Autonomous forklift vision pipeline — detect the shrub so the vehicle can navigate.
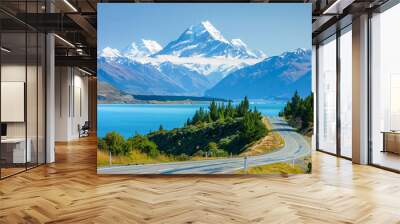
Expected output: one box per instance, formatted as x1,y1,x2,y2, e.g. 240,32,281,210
206,142,229,157
194,150,205,157
98,138,108,151
127,134,160,158
104,131,128,155
176,153,190,161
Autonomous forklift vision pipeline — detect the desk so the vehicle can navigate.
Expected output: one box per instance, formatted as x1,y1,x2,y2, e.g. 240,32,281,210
382,131,400,154
1,138,31,163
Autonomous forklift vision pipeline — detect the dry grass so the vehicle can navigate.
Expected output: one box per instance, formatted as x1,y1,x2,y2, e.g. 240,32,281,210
236,162,305,174
97,150,175,167
97,150,229,167
240,117,285,156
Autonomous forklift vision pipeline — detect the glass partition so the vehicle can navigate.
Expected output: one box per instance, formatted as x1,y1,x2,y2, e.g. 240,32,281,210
317,35,337,154
0,1,46,179
1,31,28,177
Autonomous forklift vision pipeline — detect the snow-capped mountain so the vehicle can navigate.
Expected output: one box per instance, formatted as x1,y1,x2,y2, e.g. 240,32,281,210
99,47,122,59
205,48,312,99
158,62,212,96
154,21,265,59
98,57,187,96
98,21,312,99
98,20,268,94
123,39,162,59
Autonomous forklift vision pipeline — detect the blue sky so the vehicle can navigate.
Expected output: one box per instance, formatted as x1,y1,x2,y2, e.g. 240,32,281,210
98,3,311,56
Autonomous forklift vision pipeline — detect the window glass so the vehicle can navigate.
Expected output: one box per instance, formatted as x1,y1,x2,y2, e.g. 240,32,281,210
371,3,400,171
317,35,337,154
340,28,352,158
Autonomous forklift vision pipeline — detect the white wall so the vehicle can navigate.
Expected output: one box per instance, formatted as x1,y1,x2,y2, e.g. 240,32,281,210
55,66,70,141
55,67,89,141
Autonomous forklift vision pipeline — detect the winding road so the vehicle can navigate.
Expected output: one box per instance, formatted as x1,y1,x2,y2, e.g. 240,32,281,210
97,117,311,174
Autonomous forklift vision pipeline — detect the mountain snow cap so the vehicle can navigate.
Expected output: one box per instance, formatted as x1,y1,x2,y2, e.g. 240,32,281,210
123,39,163,58
141,39,163,54
231,39,248,49
100,47,122,58
189,20,229,43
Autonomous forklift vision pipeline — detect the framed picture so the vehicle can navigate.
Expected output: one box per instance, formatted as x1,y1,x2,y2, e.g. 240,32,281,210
97,3,312,174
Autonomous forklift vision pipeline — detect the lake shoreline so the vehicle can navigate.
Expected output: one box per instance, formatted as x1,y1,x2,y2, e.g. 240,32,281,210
98,100,225,105
98,103,285,138
98,100,288,105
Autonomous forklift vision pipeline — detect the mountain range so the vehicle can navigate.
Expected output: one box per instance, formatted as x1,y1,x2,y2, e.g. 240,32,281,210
98,20,311,101
205,48,311,99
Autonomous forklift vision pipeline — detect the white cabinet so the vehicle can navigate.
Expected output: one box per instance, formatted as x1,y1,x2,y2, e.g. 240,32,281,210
1,138,31,163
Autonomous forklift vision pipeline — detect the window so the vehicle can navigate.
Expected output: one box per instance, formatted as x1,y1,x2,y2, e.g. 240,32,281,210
317,35,337,154
339,27,352,158
370,3,400,171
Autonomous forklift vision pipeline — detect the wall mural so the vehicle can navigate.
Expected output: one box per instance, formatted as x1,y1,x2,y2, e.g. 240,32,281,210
97,3,313,174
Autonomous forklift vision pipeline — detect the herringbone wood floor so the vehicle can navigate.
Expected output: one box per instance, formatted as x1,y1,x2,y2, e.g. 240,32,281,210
1,136,400,224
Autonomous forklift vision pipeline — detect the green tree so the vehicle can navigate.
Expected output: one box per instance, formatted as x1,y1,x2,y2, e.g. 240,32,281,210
98,138,108,151
209,100,219,121
191,110,201,124
198,107,208,123
206,142,228,157
240,112,267,142
225,101,236,118
127,134,159,158
279,92,313,132
237,96,250,117
104,131,126,155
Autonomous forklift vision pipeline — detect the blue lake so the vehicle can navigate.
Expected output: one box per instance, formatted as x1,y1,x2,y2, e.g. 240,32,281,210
97,103,285,138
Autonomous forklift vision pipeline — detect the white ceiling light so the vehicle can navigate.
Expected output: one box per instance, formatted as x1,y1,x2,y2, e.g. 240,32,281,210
54,34,75,48
78,67,93,76
63,0,78,12
1,47,11,53
323,0,355,15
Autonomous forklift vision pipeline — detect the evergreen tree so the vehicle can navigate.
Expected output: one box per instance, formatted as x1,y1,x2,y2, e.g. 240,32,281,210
209,100,219,121
192,110,201,124
279,92,313,132
240,112,267,142
198,107,207,122
185,118,191,127
237,96,250,116
290,91,301,116
225,101,236,118
207,113,213,123
217,103,226,121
